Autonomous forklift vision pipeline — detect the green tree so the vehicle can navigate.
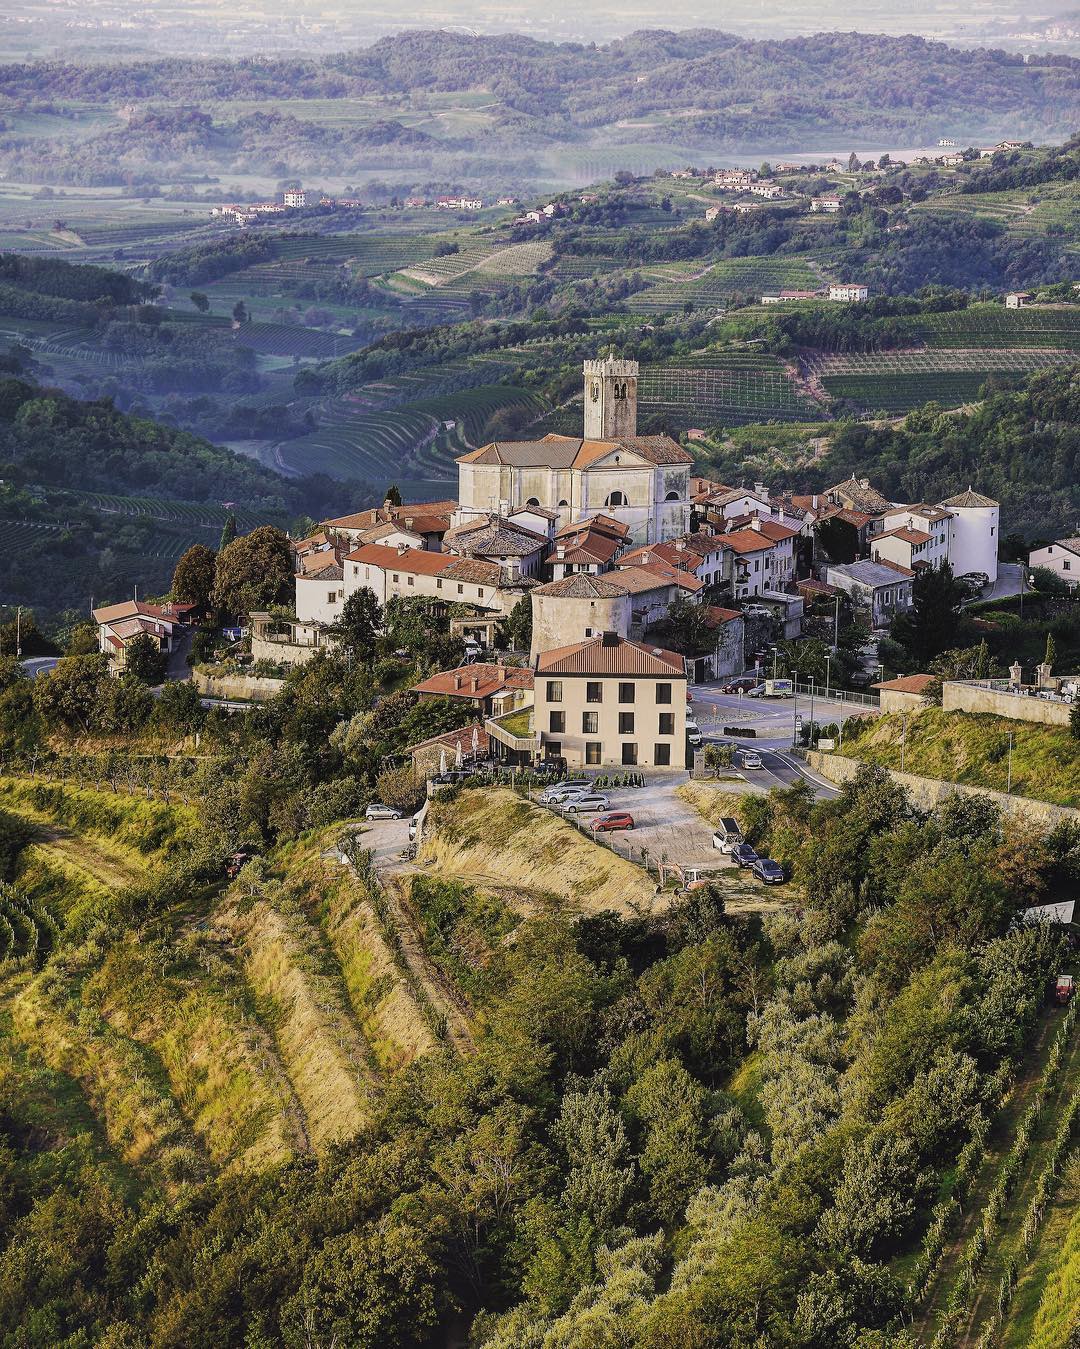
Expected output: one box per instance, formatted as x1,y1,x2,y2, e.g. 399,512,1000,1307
32,654,110,733
189,291,210,313
892,562,966,662
232,300,248,324
333,588,383,657
123,633,166,684
384,483,402,506
1044,631,1056,669
213,526,293,616
64,621,100,656
153,680,206,737
218,513,237,551
506,595,532,652
97,674,154,731
171,544,217,610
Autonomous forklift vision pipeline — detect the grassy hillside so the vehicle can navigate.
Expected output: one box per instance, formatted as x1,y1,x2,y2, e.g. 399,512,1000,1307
421,787,661,914
839,709,1080,808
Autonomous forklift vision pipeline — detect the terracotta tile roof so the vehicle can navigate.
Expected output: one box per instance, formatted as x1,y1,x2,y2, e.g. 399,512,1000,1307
458,432,692,469
718,528,774,555
618,561,703,593
535,573,630,599
408,725,492,756
110,616,166,642
298,562,344,582
827,476,893,514
441,557,503,586
444,520,548,556
299,550,344,577
875,526,933,545
887,504,952,524
356,522,425,545
873,674,935,694
828,559,914,586
618,543,699,573
536,633,686,677
346,543,453,576
510,504,560,521
556,513,629,543
938,488,998,509
797,578,839,597
324,502,455,532
93,600,178,626
703,605,742,626
817,505,875,529
413,663,534,700
555,535,621,565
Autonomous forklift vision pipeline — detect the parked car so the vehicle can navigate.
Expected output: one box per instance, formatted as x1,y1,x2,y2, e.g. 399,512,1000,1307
736,750,763,769
1056,974,1075,1006
563,794,609,814
688,728,703,746
746,684,767,698
365,803,403,820
408,811,424,841
541,784,591,804
752,857,786,884
731,842,759,868
591,811,634,832
958,571,990,592
712,817,743,851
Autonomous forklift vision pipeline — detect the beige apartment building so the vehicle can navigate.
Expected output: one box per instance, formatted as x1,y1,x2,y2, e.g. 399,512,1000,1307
534,633,687,768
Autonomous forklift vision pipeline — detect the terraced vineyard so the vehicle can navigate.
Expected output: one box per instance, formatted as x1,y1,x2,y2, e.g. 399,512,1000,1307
627,255,827,314
236,321,367,359
813,346,1079,412
640,351,820,424
275,382,547,482
62,492,274,533
913,304,1080,349
913,184,1080,238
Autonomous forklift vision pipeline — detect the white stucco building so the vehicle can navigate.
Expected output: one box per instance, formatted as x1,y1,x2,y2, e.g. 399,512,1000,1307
1028,538,1080,590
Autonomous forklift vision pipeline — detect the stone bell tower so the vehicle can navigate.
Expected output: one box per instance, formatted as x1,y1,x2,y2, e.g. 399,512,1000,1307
583,354,638,440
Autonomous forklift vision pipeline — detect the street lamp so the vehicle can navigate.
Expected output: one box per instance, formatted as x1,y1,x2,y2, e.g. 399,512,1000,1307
833,594,840,649
809,676,816,743
825,653,831,698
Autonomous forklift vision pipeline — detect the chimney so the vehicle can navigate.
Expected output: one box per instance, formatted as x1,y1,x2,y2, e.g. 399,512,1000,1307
556,544,565,559
470,675,480,693
812,494,819,509
453,672,463,689
405,516,414,530
675,538,685,551
860,478,870,489
497,664,507,680
755,482,768,497
397,543,409,555
601,631,619,647
751,518,763,532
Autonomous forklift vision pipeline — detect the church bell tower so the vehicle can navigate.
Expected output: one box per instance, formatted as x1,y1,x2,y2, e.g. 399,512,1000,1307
583,355,638,440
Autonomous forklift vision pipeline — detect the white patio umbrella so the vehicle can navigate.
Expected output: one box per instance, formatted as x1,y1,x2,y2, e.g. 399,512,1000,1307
439,747,448,776
471,724,479,757
455,739,464,768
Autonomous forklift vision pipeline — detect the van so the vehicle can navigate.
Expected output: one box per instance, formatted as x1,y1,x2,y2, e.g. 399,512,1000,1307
737,750,763,769
711,817,743,851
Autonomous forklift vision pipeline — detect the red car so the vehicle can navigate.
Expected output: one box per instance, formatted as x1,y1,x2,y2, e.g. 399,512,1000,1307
592,811,635,832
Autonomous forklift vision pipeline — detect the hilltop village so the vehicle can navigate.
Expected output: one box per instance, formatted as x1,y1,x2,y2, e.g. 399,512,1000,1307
93,353,1014,773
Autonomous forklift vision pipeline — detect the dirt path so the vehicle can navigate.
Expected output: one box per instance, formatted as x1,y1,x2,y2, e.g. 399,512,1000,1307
379,871,475,1057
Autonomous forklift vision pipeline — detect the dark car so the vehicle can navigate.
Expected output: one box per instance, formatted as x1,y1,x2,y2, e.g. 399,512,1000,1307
752,857,786,885
591,811,635,832
731,843,759,868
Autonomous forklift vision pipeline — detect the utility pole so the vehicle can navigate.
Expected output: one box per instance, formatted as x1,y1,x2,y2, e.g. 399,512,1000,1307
15,607,21,660
792,686,799,749
1006,731,1013,795
833,594,840,648
825,653,831,698
809,676,816,744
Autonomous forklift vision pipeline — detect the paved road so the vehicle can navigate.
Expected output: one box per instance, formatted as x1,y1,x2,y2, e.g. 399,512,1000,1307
976,562,1023,603
579,779,728,871
19,656,59,679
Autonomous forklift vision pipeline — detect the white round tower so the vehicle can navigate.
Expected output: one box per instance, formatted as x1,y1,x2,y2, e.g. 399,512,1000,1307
940,488,999,583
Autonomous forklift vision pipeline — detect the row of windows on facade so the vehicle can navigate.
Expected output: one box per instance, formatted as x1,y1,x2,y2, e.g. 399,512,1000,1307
522,491,682,508
548,710,678,735
545,680,674,703
357,564,486,600
545,742,673,766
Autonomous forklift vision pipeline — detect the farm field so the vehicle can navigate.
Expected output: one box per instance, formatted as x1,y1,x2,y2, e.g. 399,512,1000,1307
626,255,827,314
273,384,549,483
912,182,1080,238
912,303,1080,349
812,345,1079,411
639,350,821,424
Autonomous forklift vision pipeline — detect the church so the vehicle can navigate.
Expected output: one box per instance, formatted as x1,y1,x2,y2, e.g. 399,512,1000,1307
455,356,693,546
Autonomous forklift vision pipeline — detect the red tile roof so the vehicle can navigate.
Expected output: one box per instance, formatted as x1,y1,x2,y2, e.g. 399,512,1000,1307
345,544,454,576
413,663,534,701
873,674,935,694
536,633,685,677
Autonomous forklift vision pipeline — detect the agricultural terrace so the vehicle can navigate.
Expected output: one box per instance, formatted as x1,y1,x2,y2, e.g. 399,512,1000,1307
626,256,828,314
812,347,1080,412
912,304,1080,350
640,351,820,424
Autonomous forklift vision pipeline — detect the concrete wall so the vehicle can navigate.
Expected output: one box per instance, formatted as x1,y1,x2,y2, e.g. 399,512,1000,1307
251,636,321,667
193,671,285,703
942,682,1072,727
879,688,930,714
807,750,1080,827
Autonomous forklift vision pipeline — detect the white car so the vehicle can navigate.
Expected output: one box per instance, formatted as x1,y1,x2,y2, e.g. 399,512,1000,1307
736,750,763,769
688,729,703,746
365,803,403,820
563,794,610,814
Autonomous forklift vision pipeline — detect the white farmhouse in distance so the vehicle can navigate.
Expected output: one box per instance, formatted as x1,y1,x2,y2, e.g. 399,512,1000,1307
283,189,306,208
829,283,869,302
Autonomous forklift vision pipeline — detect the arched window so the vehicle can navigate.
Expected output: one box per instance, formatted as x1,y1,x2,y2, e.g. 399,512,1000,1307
665,490,681,501
606,490,626,508
525,497,540,507
557,499,568,507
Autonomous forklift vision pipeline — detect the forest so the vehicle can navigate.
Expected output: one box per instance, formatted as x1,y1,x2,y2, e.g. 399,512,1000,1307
0,598,1076,1344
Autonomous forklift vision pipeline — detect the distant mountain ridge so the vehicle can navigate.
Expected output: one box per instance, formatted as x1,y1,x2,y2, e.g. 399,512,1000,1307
0,29,1075,153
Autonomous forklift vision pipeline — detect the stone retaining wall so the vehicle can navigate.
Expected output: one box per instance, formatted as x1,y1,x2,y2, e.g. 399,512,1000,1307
807,750,1080,827
942,682,1072,727
193,671,285,703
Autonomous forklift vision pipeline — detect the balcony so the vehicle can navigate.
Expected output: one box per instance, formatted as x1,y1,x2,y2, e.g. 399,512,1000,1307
486,706,538,756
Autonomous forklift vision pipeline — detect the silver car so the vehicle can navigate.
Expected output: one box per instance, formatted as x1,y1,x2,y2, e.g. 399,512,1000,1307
563,794,610,814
